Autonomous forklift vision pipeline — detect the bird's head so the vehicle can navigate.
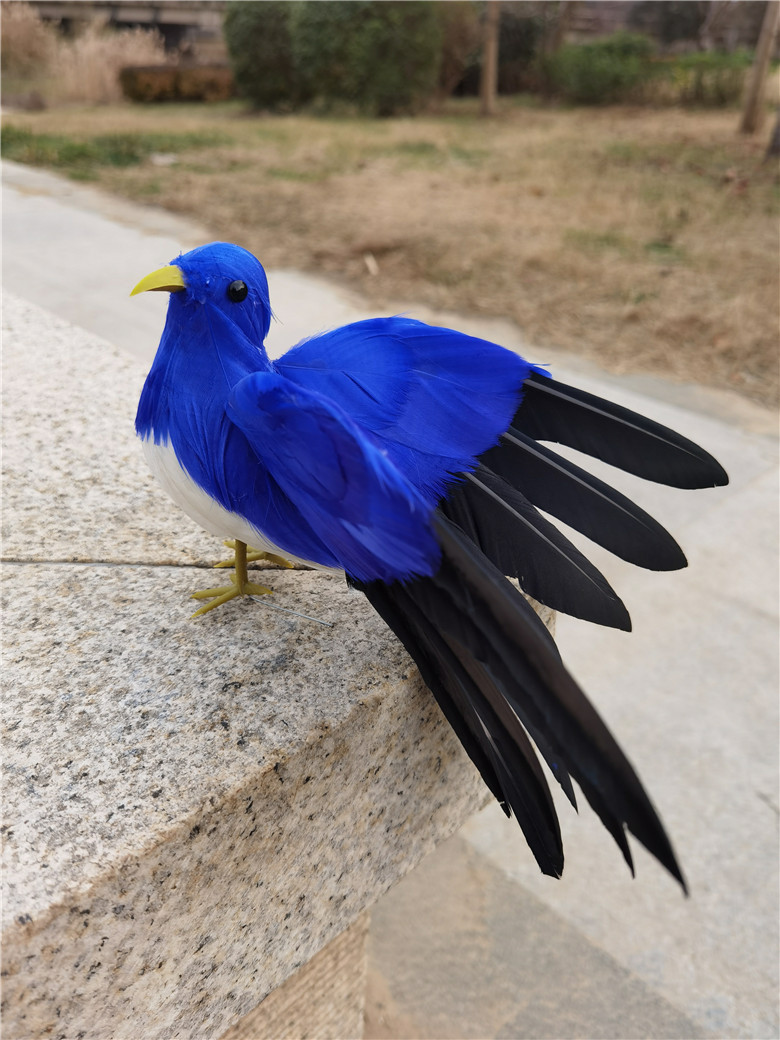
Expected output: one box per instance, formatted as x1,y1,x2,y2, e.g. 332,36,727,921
131,242,273,344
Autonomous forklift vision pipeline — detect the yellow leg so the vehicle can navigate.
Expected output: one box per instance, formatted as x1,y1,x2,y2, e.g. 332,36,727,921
191,540,273,617
213,540,294,570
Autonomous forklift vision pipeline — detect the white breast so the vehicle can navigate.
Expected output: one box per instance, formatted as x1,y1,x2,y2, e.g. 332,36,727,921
141,437,330,570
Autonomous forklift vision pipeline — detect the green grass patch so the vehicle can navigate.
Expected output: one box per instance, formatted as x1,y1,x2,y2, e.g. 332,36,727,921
254,125,294,144
1,125,229,176
372,138,445,167
266,165,329,182
604,141,644,163
449,144,490,165
643,238,686,262
370,139,490,169
565,227,687,265
605,137,749,183
65,168,100,182
139,179,162,196
629,289,660,304
565,228,632,255
393,139,441,158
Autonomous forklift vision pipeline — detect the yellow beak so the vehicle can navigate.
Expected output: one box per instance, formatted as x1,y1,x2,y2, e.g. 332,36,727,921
130,265,186,296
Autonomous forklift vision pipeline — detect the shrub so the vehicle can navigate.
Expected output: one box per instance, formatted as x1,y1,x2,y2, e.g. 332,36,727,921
288,2,351,106
497,6,546,94
120,66,179,103
545,31,659,104
176,65,234,102
120,65,234,103
433,1,481,99
223,1,297,109
450,5,547,98
666,50,753,107
628,1,705,47
291,1,442,116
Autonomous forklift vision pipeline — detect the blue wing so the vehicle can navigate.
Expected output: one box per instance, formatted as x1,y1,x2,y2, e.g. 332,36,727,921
275,317,533,503
227,371,441,583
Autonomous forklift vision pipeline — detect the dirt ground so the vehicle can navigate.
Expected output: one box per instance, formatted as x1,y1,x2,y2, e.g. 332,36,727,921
4,98,778,407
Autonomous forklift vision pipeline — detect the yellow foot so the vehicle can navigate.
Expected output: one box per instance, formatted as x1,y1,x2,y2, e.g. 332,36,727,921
214,540,294,570
191,576,272,617
190,539,273,617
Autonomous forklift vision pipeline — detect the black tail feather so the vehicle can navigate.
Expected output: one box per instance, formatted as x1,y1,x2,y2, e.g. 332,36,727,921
398,590,566,877
356,578,566,877
424,515,686,890
353,577,508,810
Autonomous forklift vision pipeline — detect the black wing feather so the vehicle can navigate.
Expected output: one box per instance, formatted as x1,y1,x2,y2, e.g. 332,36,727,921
441,466,631,630
480,428,688,571
515,373,729,489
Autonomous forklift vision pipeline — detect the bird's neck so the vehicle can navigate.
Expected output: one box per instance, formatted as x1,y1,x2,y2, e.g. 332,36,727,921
136,302,270,444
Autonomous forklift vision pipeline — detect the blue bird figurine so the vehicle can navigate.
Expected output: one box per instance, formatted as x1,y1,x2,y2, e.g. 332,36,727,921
133,241,728,887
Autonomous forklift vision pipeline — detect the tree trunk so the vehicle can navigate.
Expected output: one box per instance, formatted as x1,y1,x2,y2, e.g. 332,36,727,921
765,108,780,156
480,0,500,117
547,0,578,55
739,0,780,134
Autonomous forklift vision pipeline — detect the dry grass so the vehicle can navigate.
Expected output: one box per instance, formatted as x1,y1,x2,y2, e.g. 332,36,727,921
1,2,167,105
4,98,778,406
51,20,168,105
0,1,56,79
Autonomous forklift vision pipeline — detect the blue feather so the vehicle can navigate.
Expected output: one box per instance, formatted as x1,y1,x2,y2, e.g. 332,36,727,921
228,373,440,583
277,316,531,501
274,320,413,429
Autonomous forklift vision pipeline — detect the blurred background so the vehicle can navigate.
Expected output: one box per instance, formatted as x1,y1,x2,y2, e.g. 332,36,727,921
2,2,778,1038
2,0,778,408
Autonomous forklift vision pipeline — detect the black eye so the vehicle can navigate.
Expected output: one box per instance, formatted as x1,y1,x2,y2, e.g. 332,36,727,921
227,280,248,303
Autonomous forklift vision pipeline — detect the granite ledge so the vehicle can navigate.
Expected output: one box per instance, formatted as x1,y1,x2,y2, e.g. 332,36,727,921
2,563,488,1039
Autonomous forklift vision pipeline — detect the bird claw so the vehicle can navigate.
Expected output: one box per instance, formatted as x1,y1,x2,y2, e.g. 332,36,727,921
190,539,274,617
190,577,273,618
214,540,294,570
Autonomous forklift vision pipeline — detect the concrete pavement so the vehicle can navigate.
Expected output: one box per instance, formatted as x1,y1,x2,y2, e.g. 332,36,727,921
3,158,778,1039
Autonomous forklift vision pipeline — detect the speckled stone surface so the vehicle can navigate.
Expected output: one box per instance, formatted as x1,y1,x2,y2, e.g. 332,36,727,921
2,293,222,567
1,296,488,1039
